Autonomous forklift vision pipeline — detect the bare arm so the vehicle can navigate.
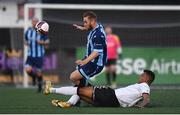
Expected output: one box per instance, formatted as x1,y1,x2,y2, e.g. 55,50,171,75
24,33,29,46
76,51,99,66
73,24,86,31
134,93,150,108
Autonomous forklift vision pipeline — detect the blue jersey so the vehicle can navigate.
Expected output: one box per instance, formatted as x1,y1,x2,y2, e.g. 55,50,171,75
25,27,49,58
86,24,107,67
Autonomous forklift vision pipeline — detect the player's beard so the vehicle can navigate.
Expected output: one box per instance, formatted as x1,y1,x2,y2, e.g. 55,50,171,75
87,25,93,31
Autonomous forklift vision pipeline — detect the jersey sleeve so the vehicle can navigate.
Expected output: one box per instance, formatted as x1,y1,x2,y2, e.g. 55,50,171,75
139,83,150,94
24,29,29,41
92,34,105,53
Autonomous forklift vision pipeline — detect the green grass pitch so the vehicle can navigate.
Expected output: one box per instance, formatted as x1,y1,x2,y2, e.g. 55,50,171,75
0,87,180,114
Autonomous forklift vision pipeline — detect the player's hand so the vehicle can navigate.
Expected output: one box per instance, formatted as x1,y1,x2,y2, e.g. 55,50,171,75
75,59,87,66
24,41,29,46
134,105,144,108
73,24,86,31
36,40,44,44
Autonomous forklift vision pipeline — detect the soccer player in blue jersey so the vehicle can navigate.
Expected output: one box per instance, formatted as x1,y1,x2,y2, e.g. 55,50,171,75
25,19,49,92
45,11,107,107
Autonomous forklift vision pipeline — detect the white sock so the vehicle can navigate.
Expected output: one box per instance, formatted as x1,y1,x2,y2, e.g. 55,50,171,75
67,95,80,105
50,86,77,95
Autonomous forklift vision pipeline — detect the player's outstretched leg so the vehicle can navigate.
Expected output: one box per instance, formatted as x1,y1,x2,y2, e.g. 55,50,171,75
52,86,94,108
44,81,78,96
44,81,94,108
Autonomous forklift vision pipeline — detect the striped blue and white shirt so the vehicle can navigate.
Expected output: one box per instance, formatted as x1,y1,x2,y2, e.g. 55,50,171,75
25,27,49,58
86,24,107,66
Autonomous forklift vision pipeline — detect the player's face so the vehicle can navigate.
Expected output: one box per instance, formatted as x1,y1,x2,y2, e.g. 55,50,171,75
83,16,93,30
105,27,112,35
138,73,149,83
32,19,38,28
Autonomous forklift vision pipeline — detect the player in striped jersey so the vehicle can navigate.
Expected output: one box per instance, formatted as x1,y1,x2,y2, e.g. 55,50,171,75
25,19,49,92
45,11,107,107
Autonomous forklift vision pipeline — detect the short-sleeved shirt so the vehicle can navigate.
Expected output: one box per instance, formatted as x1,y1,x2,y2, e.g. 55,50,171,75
25,27,49,58
106,34,121,59
115,83,150,107
86,24,107,67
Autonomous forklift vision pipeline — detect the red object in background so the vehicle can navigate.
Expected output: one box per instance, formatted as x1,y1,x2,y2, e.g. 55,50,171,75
18,3,35,19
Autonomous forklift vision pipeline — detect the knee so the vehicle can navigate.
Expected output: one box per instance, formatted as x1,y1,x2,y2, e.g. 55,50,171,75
111,66,116,72
70,70,83,85
108,66,114,72
25,68,32,74
70,72,76,82
37,71,42,77
106,67,110,72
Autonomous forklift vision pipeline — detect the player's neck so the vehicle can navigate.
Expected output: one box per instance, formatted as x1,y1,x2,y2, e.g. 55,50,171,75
92,23,97,29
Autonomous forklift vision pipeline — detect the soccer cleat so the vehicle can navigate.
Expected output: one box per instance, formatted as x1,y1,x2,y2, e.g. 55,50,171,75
51,99,60,107
57,101,72,108
44,81,52,95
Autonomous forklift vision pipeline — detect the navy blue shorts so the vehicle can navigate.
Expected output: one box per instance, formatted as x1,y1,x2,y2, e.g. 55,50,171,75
25,56,43,71
77,61,103,80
